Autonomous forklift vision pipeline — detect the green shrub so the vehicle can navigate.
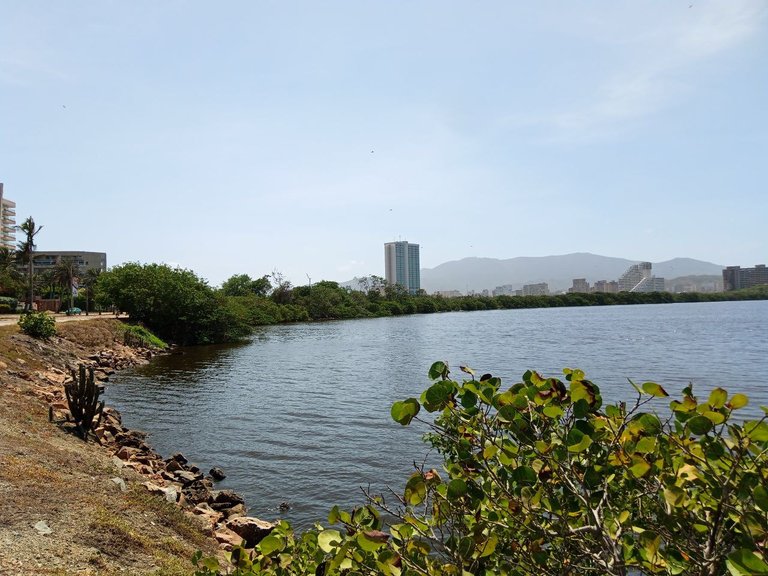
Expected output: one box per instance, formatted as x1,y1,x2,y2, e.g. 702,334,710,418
194,362,768,576
0,296,17,312
18,311,56,339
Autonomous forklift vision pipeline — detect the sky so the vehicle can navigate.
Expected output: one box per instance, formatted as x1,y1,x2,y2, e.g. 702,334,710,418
1,1,766,287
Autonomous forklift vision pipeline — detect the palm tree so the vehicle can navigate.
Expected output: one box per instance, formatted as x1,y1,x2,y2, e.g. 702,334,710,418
17,217,42,311
82,267,102,315
53,257,80,310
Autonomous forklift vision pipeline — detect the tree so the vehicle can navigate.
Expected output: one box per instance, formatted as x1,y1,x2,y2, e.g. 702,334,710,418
195,363,768,576
53,257,80,310
95,262,251,345
0,247,21,296
221,274,272,297
81,268,102,315
16,216,42,311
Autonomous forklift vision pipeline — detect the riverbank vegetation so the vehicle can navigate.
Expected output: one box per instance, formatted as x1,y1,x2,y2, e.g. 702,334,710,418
88,264,768,346
195,362,768,576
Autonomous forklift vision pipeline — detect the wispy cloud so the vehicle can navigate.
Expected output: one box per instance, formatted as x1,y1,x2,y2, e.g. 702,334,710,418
517,1,766,143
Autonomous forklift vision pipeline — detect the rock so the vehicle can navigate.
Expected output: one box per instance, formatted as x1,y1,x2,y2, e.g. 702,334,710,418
225,516,277,547
169,452,188,465
165,459,184,473
209,467,226,481
182,480,213,506
174,470,202,485
222,503,246,519
111,477,127,492
33,520,52,535
115,446,139,461
210,490,245,511
214,527,244,550
192,503,223,531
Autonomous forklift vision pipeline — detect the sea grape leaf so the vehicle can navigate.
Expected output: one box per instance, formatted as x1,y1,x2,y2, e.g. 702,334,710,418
728,393,749,410
725,548,768,576
642,382,669,397
708,387,728,409
391,399,420,425
317,530,342,553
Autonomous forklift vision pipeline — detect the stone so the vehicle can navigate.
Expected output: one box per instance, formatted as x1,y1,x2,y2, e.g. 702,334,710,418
165,459,184,473
225,516,277,547
222,503,246,519
209,467,226,481
111,477,127,492
182,480,213,506
192,503,224,531
169,452,188,465
174,470,202,485
210,490,245,511
214,527,243,550
33,521,52,535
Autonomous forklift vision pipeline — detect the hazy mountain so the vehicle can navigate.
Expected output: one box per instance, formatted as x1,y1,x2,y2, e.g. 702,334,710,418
419,253,725,293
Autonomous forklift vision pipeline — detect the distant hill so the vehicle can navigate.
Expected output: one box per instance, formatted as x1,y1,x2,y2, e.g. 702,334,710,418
419,253,725,293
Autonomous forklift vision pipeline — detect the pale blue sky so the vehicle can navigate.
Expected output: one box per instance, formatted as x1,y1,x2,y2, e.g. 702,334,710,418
1,1,766,286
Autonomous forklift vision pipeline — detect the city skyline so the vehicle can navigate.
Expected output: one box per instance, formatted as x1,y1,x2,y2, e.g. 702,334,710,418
1,2,766,287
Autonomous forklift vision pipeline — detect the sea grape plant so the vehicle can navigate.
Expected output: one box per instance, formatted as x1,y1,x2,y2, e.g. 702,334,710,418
194,362,768,576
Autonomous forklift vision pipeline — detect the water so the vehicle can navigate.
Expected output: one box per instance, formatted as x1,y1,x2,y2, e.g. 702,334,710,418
106,300,768,528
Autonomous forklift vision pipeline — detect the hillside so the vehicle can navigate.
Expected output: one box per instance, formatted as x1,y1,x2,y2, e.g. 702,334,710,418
419,253,724,293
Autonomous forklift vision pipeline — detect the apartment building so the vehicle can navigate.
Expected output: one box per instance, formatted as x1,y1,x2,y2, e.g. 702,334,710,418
0,183,16,250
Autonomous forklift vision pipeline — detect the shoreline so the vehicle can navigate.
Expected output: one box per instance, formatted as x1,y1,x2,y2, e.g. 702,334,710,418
0,318,273,574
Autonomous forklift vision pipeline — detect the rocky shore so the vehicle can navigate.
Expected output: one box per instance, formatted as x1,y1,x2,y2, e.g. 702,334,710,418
0,318,273,575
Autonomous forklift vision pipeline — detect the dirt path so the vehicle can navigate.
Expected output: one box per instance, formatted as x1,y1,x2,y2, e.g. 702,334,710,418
0,313,129,327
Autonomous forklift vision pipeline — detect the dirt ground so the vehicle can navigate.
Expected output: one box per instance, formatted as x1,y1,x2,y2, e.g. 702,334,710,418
0,319,218,575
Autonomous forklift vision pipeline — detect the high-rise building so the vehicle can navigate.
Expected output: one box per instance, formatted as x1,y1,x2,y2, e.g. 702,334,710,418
569,278,590,294
723,265,768,291
384,241,420,294
522,282,549,296
0,183,16,250
617,262,665,292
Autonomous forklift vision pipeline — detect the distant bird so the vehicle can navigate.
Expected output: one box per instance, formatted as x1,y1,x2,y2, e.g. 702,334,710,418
62,105,66,108
370,150,374,153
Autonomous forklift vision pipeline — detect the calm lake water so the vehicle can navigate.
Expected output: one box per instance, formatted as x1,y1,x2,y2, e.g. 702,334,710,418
106,301,768,528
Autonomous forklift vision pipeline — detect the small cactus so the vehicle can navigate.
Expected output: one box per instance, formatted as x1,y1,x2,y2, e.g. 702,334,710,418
64,364,105,441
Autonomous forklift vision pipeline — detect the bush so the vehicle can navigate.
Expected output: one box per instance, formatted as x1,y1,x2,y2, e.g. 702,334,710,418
0,296,17,312
194,362,768,576
18,311,56,339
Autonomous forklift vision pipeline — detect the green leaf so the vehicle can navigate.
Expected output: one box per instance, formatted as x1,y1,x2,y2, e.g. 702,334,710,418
702,410,726,425
258,535,284,556
728,393,749,410
447,479,468,500
754,486,768,513
664,486,685,507
404,473,427,505
357,530,389,552
476,534,498,558
513,466,537,486
726,548,768,576
391,398,420,425
688,415,713,435
745,421,768,442
629,456,651,478
317,529,342,553
708,387,728,409
635,436,657,454
428,361,448,380
642,381,669,397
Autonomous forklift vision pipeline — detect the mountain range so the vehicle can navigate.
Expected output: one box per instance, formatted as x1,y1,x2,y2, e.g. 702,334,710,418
418,253,725,293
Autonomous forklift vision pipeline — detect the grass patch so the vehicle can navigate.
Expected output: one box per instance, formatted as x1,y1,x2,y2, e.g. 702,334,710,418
119,324,168,350
88,506,153,555
125,485,210,547
57,318,122,348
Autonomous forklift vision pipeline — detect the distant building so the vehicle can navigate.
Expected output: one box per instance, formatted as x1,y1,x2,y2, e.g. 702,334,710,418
522,282,549,296
618,262,665,292
0,183,16,250
492,284,517,296
592,280,619,294
384,241,420,294
722,265,768,291
569,278,590,294
434,290,463,298
31,251,107,275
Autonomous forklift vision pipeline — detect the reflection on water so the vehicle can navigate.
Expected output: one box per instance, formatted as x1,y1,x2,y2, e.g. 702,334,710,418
106,300,768,528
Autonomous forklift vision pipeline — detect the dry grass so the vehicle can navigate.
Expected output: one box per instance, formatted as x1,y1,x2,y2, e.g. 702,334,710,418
0,321,218,575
